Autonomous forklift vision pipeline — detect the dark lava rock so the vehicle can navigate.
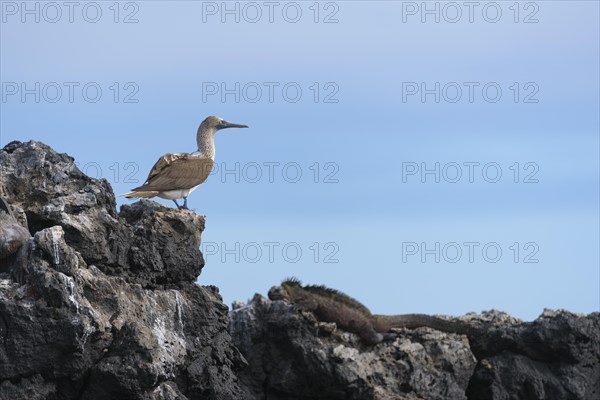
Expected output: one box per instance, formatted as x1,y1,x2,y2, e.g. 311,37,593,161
0,141,250,400
0,141,203,288
467,309,600,400
230,294,478,400
118,200,205,288
230,294,600,400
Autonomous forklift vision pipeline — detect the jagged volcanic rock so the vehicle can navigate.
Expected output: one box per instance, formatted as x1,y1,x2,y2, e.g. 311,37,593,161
0,141,249,400
230,294,478,400
467,309,600,399
230,294,600,400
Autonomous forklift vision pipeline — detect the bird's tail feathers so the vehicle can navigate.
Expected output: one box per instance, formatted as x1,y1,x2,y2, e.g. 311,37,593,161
119,191,159,199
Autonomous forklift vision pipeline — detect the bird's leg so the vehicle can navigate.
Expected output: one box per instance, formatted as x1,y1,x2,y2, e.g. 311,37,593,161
172,199,181,208
182,197,188,209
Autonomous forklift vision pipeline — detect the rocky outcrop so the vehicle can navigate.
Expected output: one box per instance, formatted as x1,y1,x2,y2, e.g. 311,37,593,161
230,294,600,400
0,141,249,400
467,309,600,399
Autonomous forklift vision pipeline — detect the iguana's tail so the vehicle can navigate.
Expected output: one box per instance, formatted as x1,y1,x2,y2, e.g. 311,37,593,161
373,314,480,337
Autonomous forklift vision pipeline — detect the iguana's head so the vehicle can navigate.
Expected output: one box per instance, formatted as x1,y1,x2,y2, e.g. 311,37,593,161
268,277,302,302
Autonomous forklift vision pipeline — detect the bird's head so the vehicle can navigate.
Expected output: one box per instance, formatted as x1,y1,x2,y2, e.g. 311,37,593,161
202,116,249,132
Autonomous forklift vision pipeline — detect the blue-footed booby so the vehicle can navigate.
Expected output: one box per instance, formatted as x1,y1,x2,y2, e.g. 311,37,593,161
123,116,248,209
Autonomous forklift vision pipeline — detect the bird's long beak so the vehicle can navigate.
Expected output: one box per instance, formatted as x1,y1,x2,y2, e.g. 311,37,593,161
221,120,249,129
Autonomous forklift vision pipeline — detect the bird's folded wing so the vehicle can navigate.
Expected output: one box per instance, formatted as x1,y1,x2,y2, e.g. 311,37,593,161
133,153,214,191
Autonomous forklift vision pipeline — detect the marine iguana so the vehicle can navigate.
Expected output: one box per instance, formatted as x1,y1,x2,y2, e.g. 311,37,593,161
268,278,482,345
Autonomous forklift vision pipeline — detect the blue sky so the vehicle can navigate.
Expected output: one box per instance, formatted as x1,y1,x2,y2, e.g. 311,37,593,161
1,1,598,320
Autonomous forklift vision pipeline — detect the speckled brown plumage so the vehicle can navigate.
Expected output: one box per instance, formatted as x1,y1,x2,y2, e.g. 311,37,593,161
122,116,248,209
